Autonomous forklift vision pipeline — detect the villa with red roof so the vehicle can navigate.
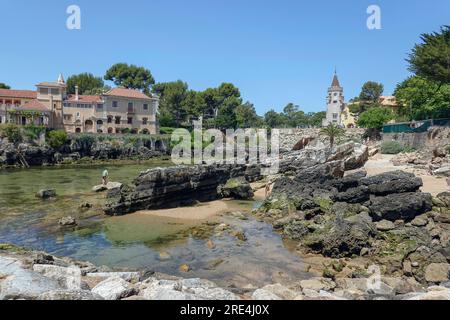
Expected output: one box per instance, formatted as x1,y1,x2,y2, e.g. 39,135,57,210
0,74,159,134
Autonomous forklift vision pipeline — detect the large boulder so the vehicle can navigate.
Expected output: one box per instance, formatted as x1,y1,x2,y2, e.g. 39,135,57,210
92,182,123,193
328,170,367,192
218,177,254,200
91,277,135,300
368,192,433,222
35,189,56,199
0,257,62,300
304,212,377,258
344,144,369,170
58,216,77,227
360,171,423,196
332,186,370,204
140,277,239,300
424,263,450,283
294,161,345,184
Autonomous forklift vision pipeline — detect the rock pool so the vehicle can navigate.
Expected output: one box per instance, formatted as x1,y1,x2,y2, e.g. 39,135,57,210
0,161,310,290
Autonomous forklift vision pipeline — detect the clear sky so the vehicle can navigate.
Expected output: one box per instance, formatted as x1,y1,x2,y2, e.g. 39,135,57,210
1,0,449,115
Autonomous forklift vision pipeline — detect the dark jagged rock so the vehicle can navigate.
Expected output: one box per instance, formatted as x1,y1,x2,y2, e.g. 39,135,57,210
283,220,310,240
304,212,377,258
360,171,423,196
332,186,370,204
344,144,369,170
104,164,258,215
294,161,345,184
328,170,367,192
368,192,433,222
36,189,56,199
218,177,254,200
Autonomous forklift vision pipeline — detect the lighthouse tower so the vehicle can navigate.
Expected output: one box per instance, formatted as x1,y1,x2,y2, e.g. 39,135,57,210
322,71,345,127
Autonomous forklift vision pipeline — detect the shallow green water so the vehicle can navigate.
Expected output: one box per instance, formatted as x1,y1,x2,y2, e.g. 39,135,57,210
0,162,310,289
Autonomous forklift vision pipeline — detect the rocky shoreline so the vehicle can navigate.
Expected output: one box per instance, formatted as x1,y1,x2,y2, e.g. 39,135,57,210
1,243,449,300
1,138,449,300
104,142,369,216
0,136,170,169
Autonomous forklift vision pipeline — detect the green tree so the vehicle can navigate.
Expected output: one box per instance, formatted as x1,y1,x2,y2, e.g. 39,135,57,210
0,124,22,144
153,81,189,126
359,81,384,102
307,111,326,127
235,102,263,128
320,123,345,148
357,107,393,129
394,76,450,120
47,130,68,149
83,86,111,95
407,26,450,86
66,73,104,95
0,83,10,89
105,63,155,94
348,81,384,114
283,103,298,118
282,103,305,127
264,110,286,128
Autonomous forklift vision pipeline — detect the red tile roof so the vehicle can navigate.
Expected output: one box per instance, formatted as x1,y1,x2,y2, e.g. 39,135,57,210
66,94,103,103
18,99,51,112
0,89,37,99
104,88,152,100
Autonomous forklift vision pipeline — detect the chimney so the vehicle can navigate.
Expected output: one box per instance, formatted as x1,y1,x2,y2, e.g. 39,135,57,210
75,86,79,101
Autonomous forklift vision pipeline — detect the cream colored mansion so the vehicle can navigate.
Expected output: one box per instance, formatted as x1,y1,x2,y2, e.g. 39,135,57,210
0,74,159,134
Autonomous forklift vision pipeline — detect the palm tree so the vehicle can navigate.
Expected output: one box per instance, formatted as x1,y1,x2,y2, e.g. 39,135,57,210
320,123,345,148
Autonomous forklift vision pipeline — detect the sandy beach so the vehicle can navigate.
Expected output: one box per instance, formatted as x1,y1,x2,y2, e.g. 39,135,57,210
364,153,449,196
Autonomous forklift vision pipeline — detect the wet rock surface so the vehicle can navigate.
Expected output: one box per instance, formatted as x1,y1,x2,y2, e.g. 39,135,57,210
218,177,254,200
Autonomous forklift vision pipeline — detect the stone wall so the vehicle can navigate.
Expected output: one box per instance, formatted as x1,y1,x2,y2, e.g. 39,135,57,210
382,126,450,151
278,128,365,153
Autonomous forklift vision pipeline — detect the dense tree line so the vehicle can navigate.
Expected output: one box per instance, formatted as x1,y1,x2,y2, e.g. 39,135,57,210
346,25,450,130
65,63,325,130
395,25,450,120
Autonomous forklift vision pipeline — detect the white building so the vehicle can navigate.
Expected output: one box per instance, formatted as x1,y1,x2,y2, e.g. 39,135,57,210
322,72,345,127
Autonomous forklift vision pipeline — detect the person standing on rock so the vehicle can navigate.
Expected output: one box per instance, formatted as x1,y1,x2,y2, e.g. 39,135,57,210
102,169,109,186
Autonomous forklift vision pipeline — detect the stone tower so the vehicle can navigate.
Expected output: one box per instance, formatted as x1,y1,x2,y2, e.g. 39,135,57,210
322,71,345,127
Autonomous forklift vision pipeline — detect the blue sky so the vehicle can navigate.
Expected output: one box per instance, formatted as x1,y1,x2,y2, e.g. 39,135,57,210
1,0,449,115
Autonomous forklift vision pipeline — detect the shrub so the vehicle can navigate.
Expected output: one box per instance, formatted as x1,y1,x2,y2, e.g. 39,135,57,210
23,125,46,142
68,134,96,154
0,124,23,144
358,107,393,129
381,141,405,154
47,130,68,149
160,127,176,135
